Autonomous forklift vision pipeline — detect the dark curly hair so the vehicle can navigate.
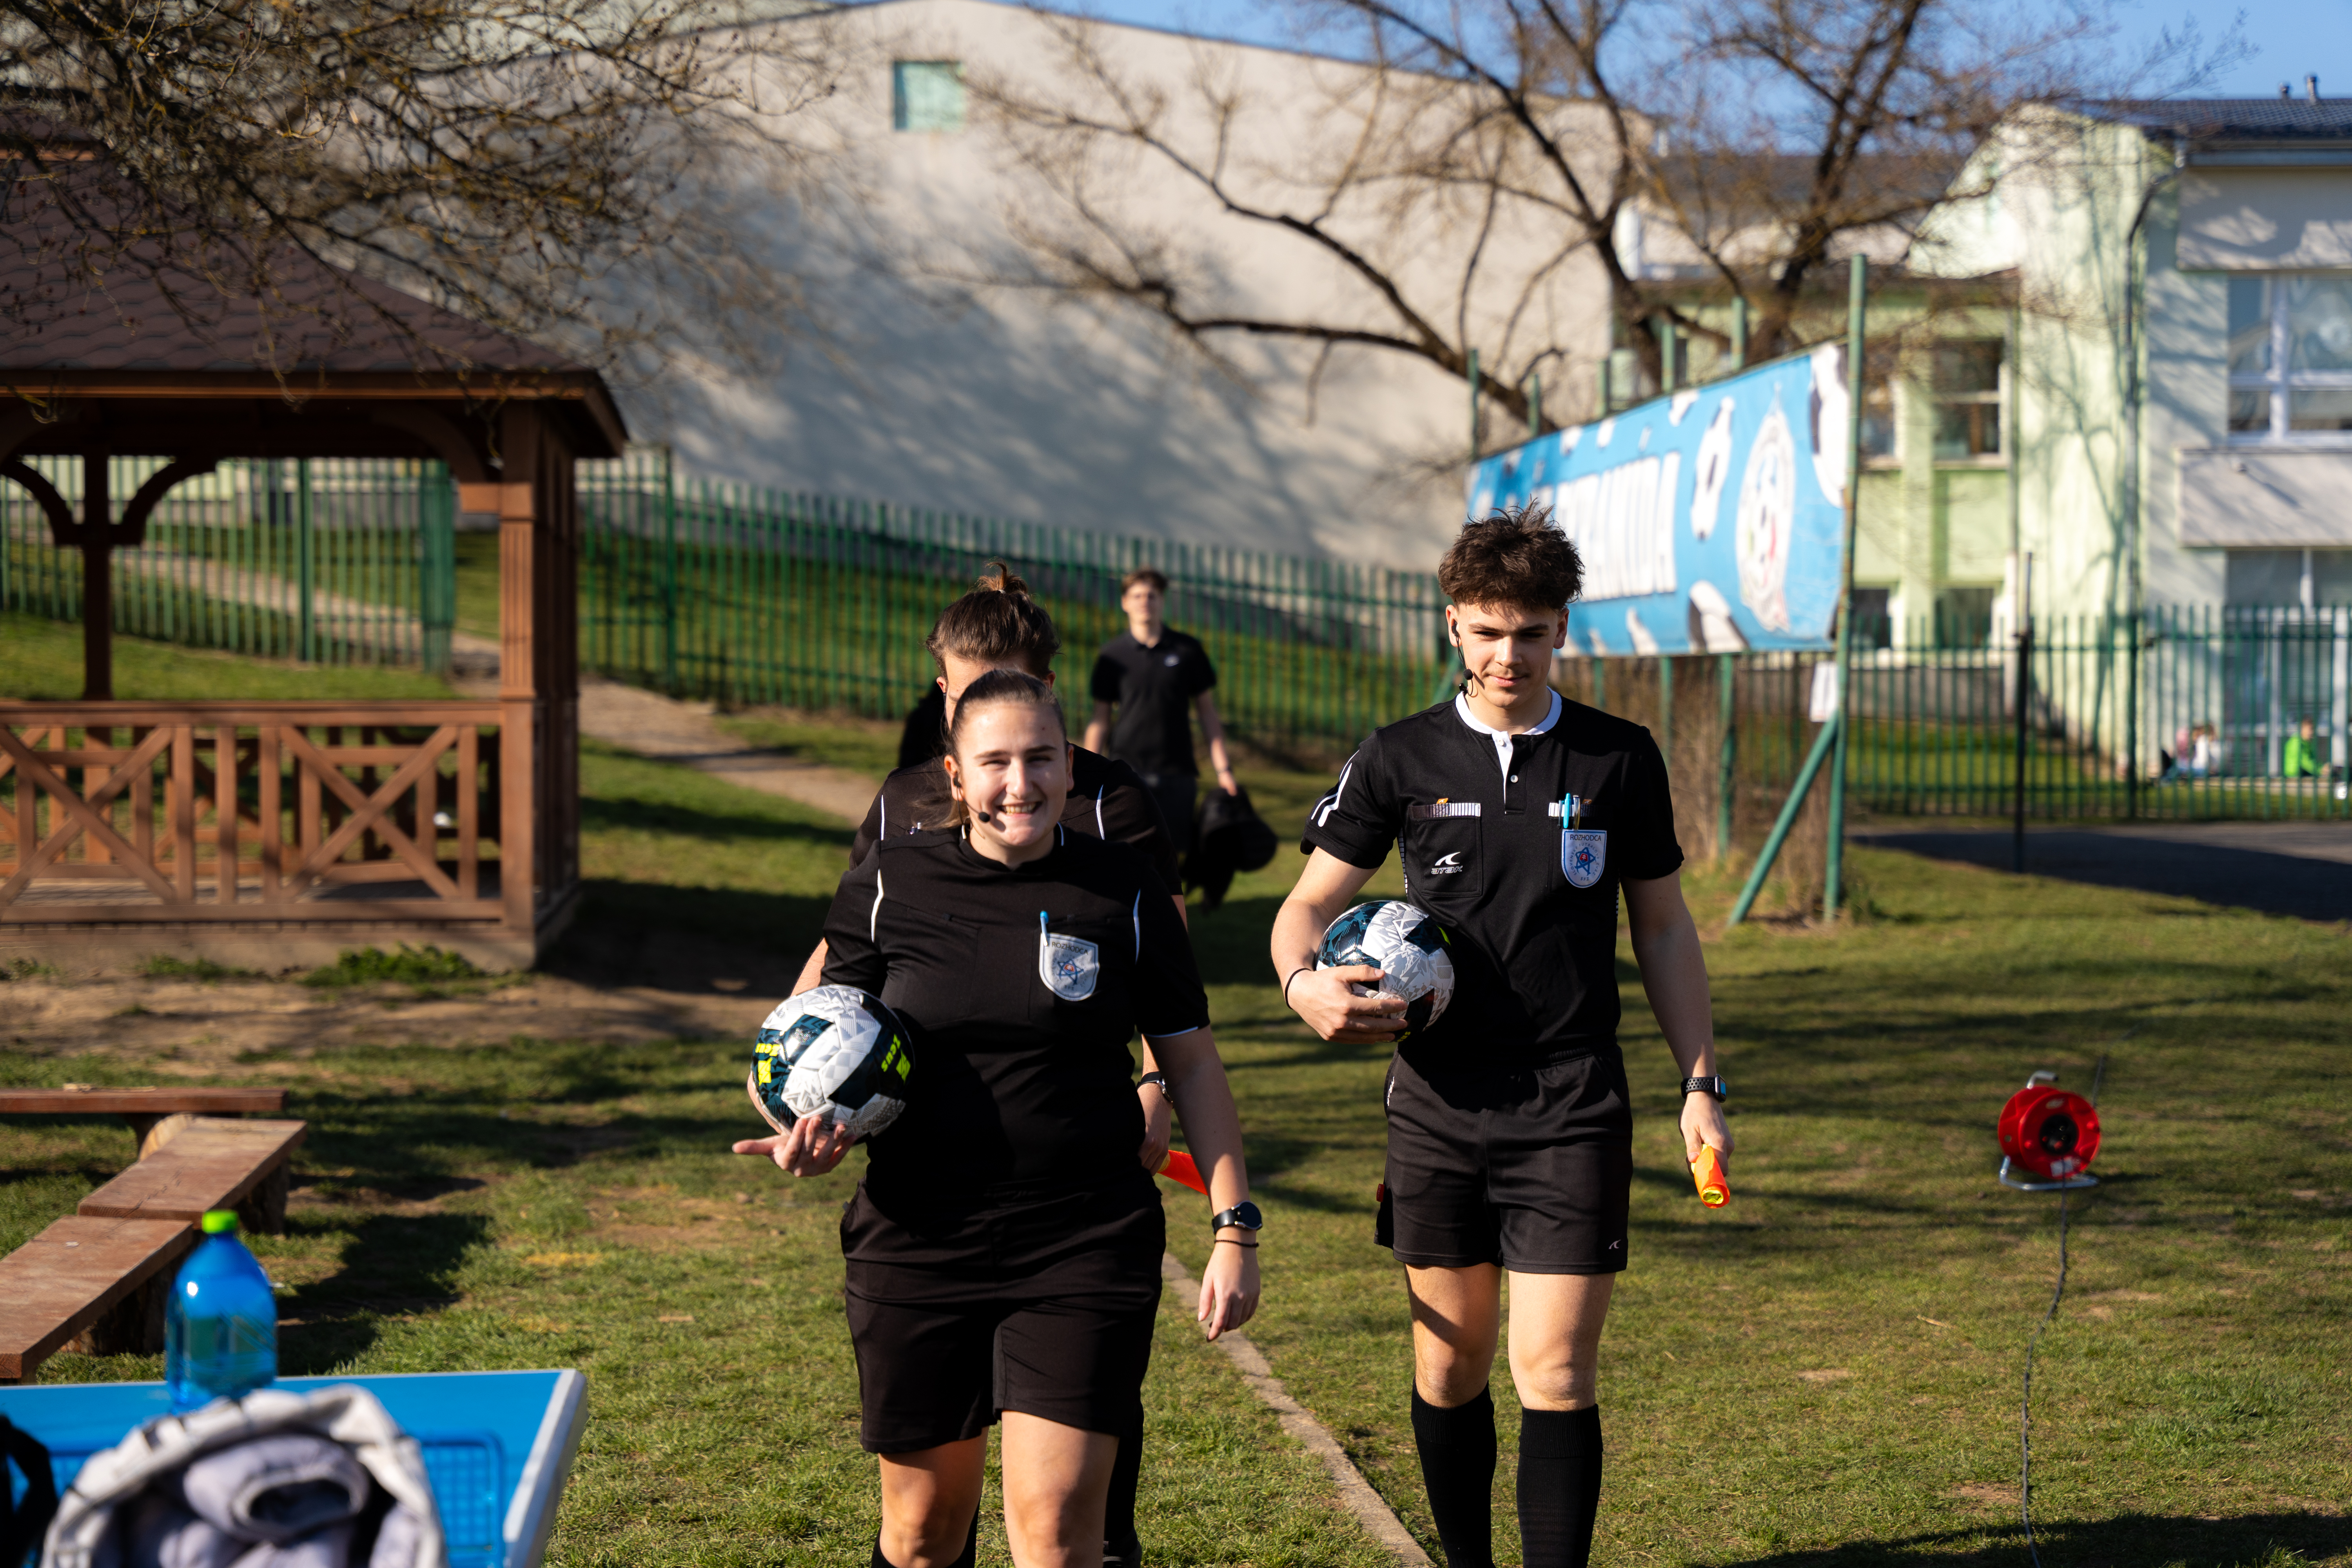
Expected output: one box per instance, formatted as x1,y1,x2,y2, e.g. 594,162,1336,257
1439,501,1583,610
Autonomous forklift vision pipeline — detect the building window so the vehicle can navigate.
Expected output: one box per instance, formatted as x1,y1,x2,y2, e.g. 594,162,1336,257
2227,275,2352,439
892,61,965,132
1858,379,1897,460
1928,341,2002,459
2225,548,2352,608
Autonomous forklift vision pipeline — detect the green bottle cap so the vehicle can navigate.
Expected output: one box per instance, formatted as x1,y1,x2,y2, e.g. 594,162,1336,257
200,1210,239,1235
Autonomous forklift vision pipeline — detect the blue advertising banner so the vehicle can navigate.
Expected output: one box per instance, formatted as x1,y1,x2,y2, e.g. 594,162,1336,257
1465,345,1853,656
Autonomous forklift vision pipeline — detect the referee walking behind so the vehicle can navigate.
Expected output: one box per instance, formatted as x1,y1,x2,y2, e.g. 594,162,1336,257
1270,506,1731,1568
1083,568,1239,857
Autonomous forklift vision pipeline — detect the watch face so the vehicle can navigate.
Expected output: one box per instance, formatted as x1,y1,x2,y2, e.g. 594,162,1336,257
1223,1201,1264,1231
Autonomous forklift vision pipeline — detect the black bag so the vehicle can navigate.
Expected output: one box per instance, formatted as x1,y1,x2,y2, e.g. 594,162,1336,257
0,1414,58,1568
1185,783,1279,910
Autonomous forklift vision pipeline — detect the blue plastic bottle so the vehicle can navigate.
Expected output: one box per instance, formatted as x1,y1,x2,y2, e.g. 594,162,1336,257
165,1209,278,1411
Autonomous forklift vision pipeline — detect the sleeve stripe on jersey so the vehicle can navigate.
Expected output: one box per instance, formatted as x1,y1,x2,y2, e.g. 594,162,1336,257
878,793,887,838
1143,1022,1209,1040
869,870,885,942
1132,890,1141,959
1095,786,1106,838
1310,755,1357,828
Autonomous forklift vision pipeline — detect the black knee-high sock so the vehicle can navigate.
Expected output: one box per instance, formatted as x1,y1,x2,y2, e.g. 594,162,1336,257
1410,1387,1497,1568
1103,1399,1144,1564
1516,1405,1603,1568
871,1508,976,1568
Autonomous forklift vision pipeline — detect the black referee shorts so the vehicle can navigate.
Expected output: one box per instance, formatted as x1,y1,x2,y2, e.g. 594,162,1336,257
841,1178,1165,1454
1380,1044,1633,1275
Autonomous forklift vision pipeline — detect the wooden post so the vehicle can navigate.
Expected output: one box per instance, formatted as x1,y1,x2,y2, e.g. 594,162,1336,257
81,455,112,701
496,423,539,941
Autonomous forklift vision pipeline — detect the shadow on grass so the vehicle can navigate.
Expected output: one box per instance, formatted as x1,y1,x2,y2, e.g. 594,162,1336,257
1722,1510,2352,1566
278,1209,495,1373
545,883,831,996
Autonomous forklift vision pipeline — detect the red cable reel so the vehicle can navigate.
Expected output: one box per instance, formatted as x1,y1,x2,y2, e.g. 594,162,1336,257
1998,1072,2101,1188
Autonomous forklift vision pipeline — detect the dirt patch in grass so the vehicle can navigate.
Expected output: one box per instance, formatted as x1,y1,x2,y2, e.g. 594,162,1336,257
0,971,770,1062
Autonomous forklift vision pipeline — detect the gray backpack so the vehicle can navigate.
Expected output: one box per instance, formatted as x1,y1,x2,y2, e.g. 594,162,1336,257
42,1386,443,1568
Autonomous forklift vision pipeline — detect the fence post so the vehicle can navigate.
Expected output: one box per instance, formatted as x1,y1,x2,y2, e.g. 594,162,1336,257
2124,608,2141,820
661,447,679,695
420,466,455,678
297,459,314,663
1658,655,1673,773
2013,553,2034,872
1717,653,1737,856
1824,254,1866,920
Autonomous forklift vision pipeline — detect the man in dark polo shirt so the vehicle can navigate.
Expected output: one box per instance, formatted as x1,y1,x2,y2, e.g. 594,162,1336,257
1084,568,1238,858
1270,505,1731,1568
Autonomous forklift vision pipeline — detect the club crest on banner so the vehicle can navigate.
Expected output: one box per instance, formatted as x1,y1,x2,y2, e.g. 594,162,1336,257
1563,829,1608,889
1039,931,1100,1000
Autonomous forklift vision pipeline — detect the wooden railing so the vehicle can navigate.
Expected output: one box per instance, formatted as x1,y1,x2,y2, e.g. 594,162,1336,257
0,703,506,922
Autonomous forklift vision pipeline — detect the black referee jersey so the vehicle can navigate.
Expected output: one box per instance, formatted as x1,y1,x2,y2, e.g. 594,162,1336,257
849,746,1183,896
821,826,1208,1218
1301,690,1683,1065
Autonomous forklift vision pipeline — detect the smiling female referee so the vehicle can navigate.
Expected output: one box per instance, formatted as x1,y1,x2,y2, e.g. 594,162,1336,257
741,670,1260,1568
1270,504,1731,1568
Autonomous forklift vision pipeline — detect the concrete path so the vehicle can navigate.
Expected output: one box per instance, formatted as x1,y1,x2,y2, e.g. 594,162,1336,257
450,633,880,824
1854,820,2352,922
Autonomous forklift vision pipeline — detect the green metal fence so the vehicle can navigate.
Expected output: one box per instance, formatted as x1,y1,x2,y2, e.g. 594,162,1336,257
7,449,2346,822
1842,607,2352,819
577,448,1455,756
1,457,457,672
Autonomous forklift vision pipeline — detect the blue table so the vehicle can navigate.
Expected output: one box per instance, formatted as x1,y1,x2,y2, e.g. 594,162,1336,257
0,1370,586,1568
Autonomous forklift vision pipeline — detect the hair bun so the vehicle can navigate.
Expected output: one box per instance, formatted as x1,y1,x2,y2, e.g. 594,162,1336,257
976,561,1031,598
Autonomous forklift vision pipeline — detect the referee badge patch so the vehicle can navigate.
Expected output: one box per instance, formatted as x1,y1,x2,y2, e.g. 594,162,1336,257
1038,918,1101,1001
1563,829,1608,888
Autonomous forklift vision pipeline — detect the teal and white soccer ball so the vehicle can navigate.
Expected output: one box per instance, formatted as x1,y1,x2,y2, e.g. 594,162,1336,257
749,986,912,1143
1316,901,1455,1042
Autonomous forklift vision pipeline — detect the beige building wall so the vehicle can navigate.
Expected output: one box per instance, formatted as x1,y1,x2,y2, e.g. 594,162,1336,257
615,0,1616,570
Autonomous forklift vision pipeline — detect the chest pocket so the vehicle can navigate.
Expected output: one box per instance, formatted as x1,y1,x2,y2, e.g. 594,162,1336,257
1404,801,1483,899
1038,913,1100,1001
1547,796,1612,894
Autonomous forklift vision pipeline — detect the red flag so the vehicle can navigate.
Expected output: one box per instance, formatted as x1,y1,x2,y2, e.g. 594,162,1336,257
1158,1149,1209,1196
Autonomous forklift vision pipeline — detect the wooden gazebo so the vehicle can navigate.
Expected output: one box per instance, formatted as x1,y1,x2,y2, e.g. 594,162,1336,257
0,235,624,970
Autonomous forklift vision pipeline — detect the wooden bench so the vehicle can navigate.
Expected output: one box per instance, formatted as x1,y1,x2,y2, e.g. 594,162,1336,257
78,1118,309,1236
0,1086,288,1158
0,1216,197,1383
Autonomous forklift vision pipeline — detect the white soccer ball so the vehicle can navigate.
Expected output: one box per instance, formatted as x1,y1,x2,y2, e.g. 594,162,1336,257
1316,901,1455,1042
748,985,912,1143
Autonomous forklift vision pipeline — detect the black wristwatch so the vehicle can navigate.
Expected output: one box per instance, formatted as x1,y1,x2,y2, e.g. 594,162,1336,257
1138,1072,1171,1098
1681,1075,1729,1101
1210,1201,1263,1234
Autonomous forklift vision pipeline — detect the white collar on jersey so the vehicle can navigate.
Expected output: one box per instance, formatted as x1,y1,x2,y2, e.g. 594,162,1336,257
1453,688,1561,787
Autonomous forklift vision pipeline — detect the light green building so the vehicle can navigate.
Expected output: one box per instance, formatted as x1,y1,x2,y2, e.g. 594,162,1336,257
1644,99,2352,776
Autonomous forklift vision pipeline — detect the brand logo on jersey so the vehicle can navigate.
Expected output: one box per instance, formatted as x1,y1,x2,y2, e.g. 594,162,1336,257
1429,851,1466,875
1163,653,1181,667
1038,931,1101,1001
1563,829,1608,888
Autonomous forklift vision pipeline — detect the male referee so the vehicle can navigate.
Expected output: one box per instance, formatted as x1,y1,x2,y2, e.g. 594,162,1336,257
1270,504,1730,1568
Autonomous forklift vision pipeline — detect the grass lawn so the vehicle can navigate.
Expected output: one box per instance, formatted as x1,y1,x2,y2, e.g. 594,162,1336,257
0,611,460,702
3,654,2348,1566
